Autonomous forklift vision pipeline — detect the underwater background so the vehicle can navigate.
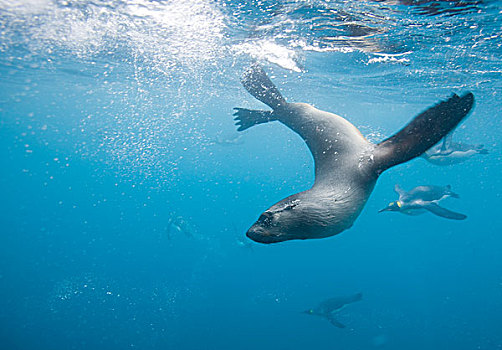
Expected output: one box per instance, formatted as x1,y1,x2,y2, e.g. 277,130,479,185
1,0,501,349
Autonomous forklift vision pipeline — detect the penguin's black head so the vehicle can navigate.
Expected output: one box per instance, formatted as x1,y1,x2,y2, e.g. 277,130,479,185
378,201,402,213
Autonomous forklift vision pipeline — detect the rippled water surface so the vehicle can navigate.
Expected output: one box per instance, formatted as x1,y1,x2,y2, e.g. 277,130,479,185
1,1,501,349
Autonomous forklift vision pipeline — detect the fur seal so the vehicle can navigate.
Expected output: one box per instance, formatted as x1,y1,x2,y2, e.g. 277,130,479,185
379,184,467,220
303,293,362,328
233,63,474,243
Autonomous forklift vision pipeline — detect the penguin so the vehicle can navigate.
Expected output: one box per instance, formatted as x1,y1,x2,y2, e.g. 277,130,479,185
422,130,488,165
303,293,362,328
166,215,194,240
379,184,467,220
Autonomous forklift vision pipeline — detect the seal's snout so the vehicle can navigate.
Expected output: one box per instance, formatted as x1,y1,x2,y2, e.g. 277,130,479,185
246,228,272,244
246,232,264,244
246,225,283,244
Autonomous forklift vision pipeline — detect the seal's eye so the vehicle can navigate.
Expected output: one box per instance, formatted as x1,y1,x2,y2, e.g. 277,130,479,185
257,212,274,227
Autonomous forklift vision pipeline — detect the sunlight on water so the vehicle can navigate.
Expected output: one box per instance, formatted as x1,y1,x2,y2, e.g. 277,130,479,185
0,0,231,181
1,0,500,72
0,0,226,68
233,39,304,72
0,0,500,181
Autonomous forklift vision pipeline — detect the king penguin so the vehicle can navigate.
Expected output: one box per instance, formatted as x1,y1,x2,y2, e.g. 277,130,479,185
379,184,467,220
303,293,363,328
422,129,488,166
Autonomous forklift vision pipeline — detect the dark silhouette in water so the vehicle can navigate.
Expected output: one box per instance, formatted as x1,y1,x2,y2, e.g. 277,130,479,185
379,184,467,220
166,215,194,240
422,130,488,166
303,293,363,328
233,63,475,243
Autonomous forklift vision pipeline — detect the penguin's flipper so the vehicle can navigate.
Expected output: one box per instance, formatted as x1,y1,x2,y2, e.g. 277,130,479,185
373,93,474,174
240,63,287,110
328,315,346,328
394,184,405,198
423,203,467,220
474,144,489,154
441,131,454,152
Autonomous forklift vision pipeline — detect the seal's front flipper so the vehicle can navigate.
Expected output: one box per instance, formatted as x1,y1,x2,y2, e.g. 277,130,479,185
241,63,287,110
374,93,474,174
424,203,467,220
328,315,346,328
233,108,276,132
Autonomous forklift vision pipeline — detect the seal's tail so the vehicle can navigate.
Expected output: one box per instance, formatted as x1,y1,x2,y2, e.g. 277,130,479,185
373,93,474,174
241,63,287,110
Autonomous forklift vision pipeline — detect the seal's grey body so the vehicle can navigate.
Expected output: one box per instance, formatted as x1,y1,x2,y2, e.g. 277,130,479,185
303,293,362,328
238,102,377,242
379,184,466,220
234,64,474,243
423,131,488,166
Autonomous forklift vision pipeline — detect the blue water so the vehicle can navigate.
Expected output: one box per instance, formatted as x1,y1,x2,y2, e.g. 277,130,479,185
1,1,501,349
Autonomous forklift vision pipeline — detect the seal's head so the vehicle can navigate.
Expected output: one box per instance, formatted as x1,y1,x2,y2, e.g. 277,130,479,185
246,192,347,244
246,209,291,243
378,200,402,213
246,199,302,244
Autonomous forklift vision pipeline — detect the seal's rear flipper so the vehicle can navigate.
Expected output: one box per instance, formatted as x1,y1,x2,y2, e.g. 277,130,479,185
233,108,275,132
241,63,287,110
424,203,467,220
328,315,346,328
373,93,474,174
